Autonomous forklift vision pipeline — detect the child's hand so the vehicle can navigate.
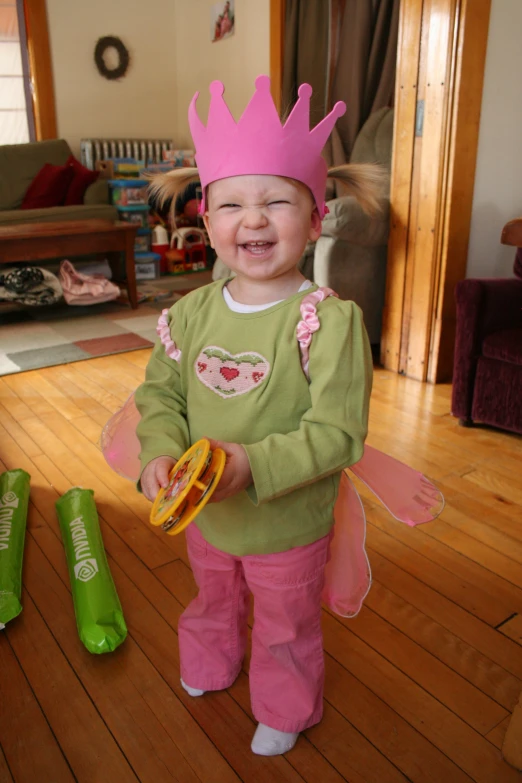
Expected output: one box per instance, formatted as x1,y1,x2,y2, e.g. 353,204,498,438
208,439,252,503
141,455,176,501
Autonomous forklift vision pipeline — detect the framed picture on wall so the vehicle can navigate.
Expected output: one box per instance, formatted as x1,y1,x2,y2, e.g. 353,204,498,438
211,1,235,42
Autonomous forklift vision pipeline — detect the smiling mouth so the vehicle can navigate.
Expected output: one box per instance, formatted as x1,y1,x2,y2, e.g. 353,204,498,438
240,241,274,255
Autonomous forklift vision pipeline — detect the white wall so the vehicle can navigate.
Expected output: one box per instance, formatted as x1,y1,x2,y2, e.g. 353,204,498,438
466,0,522,278
46,0,270,156
173,1,270,147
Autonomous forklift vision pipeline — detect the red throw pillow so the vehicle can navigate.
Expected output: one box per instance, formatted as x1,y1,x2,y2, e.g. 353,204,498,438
21,162,74,209
64,155,99,205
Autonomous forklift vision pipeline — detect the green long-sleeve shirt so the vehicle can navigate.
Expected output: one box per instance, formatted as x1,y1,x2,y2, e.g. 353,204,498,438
135,279,372,555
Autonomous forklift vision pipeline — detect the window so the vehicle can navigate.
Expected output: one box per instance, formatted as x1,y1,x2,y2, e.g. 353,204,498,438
0,0,35,144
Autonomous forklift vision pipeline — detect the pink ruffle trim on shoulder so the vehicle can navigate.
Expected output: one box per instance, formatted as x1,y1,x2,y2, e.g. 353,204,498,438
156,309,182,362
296,287,338,379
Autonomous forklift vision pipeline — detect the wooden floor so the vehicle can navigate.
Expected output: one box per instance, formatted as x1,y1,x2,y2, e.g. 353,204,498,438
0,353,521,783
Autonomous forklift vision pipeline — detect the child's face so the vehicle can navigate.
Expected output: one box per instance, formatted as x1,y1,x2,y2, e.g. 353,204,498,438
203,175,322,284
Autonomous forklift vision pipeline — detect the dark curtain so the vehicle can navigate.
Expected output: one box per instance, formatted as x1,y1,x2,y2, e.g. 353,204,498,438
331,0,399,163
281,0,330,125
282,0,399,163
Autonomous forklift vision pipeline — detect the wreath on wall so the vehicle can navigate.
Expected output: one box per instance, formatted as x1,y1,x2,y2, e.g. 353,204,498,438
94,36,130,80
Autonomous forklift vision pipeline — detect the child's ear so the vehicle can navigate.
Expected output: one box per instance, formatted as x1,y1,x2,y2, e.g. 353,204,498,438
202,213,215,248
308,207,322,242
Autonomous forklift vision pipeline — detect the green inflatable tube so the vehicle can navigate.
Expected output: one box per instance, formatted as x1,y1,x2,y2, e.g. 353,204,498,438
56,487,127,654
0,469,30,629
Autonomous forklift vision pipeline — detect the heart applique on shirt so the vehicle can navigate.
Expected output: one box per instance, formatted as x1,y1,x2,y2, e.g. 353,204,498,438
195,346,270,399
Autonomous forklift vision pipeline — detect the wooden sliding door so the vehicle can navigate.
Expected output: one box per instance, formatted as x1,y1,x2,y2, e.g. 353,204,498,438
381,0,491,381
270,0,491,383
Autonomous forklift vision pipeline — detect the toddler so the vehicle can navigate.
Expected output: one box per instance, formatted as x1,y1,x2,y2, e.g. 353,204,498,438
136,76,381,756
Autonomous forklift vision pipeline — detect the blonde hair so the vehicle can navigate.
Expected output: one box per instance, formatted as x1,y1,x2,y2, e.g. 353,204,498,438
147,162,385,228
326,163,386,216
147,168,201,229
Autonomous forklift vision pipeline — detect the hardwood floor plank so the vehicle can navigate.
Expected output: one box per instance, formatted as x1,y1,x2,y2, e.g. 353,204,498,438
368,549,522,681
95,354,147,386
22,465,281,783
331,603,509,732
42,364,116,426
38,410,150,523
0,400,43,457
68,413,106,444
8,414,175,570
69,358,135,402
420,517,522,591
0,745,14,783
369,407,476,475
438,503,522,567
304,703,409,783
323,613,521,783
439,470,522,522
365,425,451,481
53,363,124,413
364,580,521,711
0,634,75,782
463,468,522,508
0,376,35,421
3,372,59,418
486,718,512,751
367,507,522,625
23,528,236,783
498,615,522,645
159,558,474,783
438,480,522,546
31,409,184,564
2,356,520,782
8,591,139,781
28,370,88,420
118,348,152,370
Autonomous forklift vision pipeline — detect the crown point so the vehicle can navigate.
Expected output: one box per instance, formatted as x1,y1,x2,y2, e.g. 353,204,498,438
209,80,225,97
298,84,313,100
332,100,347,118
255,75,271,92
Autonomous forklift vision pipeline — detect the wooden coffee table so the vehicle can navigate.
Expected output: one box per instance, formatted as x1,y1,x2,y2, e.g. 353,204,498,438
0,219,139,308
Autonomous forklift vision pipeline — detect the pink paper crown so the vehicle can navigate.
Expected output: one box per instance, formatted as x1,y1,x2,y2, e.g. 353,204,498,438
189,75,346,218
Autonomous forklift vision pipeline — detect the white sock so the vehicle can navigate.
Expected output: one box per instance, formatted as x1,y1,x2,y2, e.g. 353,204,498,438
251,723,299,756
180,678,206,697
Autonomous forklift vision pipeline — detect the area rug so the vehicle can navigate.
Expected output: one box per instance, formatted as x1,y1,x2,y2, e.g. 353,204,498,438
0,271,213,376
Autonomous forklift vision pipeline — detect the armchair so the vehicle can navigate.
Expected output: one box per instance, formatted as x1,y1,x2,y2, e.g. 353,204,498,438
451,220,522,434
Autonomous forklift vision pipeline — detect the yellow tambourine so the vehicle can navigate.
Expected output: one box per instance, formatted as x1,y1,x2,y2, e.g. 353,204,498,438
149,439,226,535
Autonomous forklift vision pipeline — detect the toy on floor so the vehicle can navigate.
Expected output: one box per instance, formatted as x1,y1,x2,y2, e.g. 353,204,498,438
166,227,208,274
0,469,30,629
101,394,444,618
56,487,127,654
150,439,226,535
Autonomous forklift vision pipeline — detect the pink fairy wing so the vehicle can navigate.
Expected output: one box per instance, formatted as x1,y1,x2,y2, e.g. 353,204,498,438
322,471,371,618
100,393,142,481
349,445,444,526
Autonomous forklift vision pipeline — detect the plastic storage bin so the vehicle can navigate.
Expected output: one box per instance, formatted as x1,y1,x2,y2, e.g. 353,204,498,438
134,229,151,253
117,204,150,229
109,179,148,206
135,252,161,280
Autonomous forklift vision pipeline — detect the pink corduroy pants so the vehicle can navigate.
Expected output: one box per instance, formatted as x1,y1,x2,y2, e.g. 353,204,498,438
178,523,330,733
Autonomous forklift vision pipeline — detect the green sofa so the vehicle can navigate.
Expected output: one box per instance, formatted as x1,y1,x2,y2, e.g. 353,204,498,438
0,139,118,225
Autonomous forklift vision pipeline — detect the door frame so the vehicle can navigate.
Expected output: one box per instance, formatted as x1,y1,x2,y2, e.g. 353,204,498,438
23,0,57,139
269,0,492,382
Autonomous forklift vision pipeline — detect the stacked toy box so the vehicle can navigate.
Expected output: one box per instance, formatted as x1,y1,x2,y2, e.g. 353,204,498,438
108,161,160,280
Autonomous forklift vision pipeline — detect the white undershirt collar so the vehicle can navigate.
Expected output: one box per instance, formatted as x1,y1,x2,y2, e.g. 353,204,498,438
223,280,312,313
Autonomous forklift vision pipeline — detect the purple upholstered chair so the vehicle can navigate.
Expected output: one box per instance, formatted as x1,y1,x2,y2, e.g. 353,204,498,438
451,223,522,435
